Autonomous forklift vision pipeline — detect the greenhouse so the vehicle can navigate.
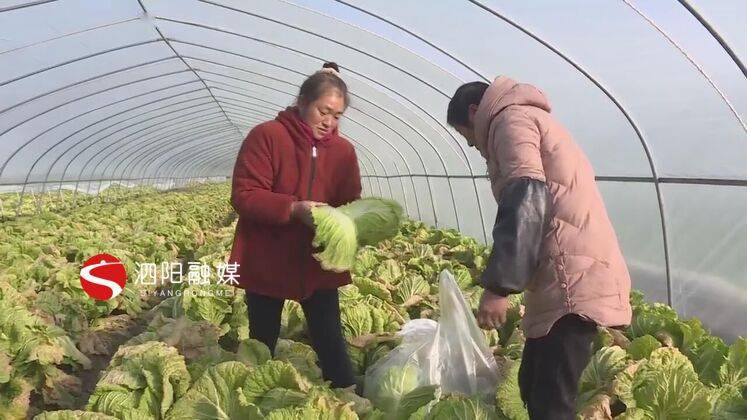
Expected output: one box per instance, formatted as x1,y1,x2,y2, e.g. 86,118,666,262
1,1,745,419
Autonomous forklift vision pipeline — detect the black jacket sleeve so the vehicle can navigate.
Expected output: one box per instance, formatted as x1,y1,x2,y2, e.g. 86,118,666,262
480,177,552,296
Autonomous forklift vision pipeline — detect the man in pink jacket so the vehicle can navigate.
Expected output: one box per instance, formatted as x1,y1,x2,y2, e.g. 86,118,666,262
447,76,632,419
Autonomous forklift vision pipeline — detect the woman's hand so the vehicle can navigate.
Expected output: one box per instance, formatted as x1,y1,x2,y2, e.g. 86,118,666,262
291,201,327,228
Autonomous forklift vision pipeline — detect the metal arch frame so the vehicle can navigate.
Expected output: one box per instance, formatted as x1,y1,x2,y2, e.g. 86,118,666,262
159,4,490,231
48,94,213,177
136,130,238,182
164,142,240,181
114,122,237,184
0,39,164,87
0,16,468,233
0,56,181,115
168,144,261,187
330,0,484,81
1,3,744,217
210,92,280,114
152,103,394,201
162,142,325,194
320,109,418,212
155,107,385,197
158,20,473,169
111,117,233,189
195,0,454,98
190,58,455,226
207,91,406,205
135,0,243,139
175,124,384,198
85,109,228,196
34,78,215,179
50,94,218,192
1,16,142,59
466,0,673,304
154,18,486,238
0,0,58,13
677,0,746,78
177,42,458,228
122,118,259,185
2,80,203,181
202,103,393,200
13,90,212,210
0,176,206,188
174,120,381,196
122,106,378,195
4,4,458,210
164,142,243,181
319,0,674,302
133,89,383,199
189,61,454,179
621,0,745,131
28,89,212,198
216,102,276,121
215,107,381,196
184,51,455,226
0,18,236,201
2,69,196,157
68,104,223,194
74,106,220,199
203,75,427,220
205,90,411,213
102,114,235,183
5,0,720,276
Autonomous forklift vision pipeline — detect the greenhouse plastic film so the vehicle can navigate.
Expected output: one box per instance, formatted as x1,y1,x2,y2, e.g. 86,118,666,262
364,270,499,409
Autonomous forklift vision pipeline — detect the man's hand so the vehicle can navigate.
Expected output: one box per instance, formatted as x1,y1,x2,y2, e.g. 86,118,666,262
291,201,327,228
477,289,510,330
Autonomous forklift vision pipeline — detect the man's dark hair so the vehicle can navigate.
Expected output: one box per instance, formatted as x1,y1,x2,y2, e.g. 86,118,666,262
447,81,489,127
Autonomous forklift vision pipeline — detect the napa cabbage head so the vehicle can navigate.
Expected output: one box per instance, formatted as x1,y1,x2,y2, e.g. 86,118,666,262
311,198,403,272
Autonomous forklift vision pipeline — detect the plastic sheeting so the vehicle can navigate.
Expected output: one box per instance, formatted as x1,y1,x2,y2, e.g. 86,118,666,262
1,0,745,339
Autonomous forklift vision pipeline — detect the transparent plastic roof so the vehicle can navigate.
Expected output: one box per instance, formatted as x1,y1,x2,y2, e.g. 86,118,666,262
1,0,745,339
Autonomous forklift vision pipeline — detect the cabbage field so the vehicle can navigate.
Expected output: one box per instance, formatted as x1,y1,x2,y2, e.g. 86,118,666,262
1,183,745,419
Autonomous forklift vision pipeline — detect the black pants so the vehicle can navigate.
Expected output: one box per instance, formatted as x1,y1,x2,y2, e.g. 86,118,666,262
519,314,597,420
245,289,356,389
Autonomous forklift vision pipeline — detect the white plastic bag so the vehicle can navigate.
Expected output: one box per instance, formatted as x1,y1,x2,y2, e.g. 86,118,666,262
363,270,499,412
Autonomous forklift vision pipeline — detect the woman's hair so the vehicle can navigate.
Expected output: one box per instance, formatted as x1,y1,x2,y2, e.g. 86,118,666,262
447,81,489,127
297,62,350,108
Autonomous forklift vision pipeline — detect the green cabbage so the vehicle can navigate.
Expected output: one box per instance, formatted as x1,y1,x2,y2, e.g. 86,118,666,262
274,339,323,383
238,360,312,411
577,346,629,411
628,335,662,360
236,339,272,367
720,338,747,388
613,347,712,419
495,358,528,420
427,394,498,419
368,364,420,414
34,411,118,420
87,341,191,419
165,361,263,420
312,198,403,272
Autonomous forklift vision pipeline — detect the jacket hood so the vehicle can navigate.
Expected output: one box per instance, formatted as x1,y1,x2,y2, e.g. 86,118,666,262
473,76,551,157
275,106,338,148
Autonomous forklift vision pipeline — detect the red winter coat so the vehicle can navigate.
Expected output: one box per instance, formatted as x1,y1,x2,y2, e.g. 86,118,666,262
227,107,362,301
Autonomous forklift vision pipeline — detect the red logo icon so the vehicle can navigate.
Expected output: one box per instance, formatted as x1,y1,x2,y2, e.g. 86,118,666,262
80,253,127,301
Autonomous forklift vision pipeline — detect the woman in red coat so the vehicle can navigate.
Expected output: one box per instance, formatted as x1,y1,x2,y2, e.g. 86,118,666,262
227,62,361,388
